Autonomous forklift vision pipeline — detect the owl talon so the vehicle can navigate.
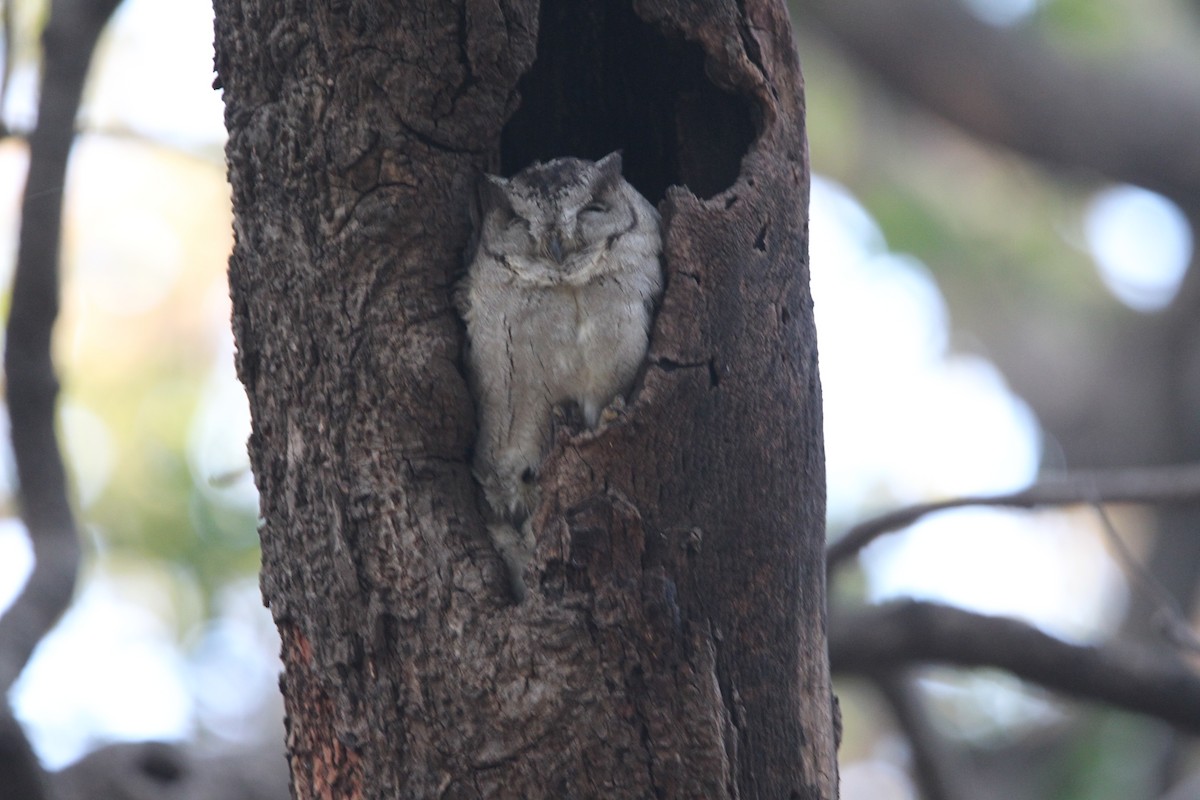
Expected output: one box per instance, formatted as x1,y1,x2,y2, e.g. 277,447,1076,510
598,396,627,426
488,521,534,602
552,402,586,437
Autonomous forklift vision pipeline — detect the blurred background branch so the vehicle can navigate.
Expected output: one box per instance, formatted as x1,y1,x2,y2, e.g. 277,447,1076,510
832,600,1200,732
872,671,976,800
797,0,1200,795
802,0,1200,202
0,0,120,795
0,0,120,700
828,461,1200,572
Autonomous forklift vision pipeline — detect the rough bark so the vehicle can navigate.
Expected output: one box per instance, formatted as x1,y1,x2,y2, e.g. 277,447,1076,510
215,0,832,797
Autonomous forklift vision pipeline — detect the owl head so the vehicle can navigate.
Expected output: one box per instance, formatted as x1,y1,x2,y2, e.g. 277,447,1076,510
478,152,639,285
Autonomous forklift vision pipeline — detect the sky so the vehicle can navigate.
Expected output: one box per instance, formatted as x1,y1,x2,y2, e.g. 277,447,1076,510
0,0,1193,790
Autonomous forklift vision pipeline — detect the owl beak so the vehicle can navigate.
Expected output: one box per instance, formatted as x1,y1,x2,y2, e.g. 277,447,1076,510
547,230,566,264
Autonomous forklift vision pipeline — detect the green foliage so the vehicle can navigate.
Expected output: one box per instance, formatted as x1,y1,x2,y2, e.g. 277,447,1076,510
1052,711,1164,800
1037,0,1200,56
1037,0,1126,46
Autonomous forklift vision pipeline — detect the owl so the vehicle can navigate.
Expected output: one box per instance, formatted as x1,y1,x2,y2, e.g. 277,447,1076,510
458,152,663,589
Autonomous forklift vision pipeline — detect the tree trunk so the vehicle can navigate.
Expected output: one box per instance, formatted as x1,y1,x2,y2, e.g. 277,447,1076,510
214,0,834,797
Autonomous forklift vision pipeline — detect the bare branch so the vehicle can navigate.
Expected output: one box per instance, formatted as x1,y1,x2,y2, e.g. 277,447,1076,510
47,739,290,800
800,0,1200,201
1,0,13,138
830,601,1200,733
0,707,50,800
1160,769,1200,800
1091,503,1200,654
873,671,974,800
0,0,122,694
827,461,1200,573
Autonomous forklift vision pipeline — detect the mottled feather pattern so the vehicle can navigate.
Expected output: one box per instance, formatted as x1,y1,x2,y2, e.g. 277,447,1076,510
458,152,663,596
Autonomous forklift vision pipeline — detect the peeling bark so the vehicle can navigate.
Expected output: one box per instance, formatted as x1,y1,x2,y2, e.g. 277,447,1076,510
215,0,833,796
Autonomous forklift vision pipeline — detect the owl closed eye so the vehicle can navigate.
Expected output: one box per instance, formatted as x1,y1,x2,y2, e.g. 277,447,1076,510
473,152,643,284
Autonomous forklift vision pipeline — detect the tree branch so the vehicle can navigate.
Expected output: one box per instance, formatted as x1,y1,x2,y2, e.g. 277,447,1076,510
830,601,1200,733
47,739,290,800
800,0,1200,201
0,4,125,794
827,461,1200,573
0,707,50,800
873,671,974,800
0,0,122,697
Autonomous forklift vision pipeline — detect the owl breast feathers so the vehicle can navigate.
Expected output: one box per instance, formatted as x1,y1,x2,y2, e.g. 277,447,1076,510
458,151,663,523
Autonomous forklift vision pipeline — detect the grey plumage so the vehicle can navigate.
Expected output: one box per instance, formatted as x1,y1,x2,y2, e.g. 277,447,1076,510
458,152,663,594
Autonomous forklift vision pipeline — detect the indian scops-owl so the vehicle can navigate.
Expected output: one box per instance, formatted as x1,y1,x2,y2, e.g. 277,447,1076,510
458,152,663,588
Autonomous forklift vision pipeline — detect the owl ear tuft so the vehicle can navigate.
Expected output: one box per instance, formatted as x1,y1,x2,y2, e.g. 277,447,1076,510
594,151,623,182
477,173,514,216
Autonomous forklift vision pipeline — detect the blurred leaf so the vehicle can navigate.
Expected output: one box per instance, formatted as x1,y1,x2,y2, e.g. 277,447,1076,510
1052,710,1163,800
1038,0,1124,41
